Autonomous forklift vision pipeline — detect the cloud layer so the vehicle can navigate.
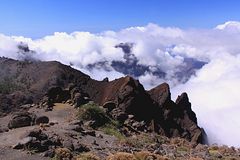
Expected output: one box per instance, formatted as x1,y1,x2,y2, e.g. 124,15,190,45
1,21,240,146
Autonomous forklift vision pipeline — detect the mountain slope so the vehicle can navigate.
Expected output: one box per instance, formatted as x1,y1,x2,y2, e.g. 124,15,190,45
0,57,203,143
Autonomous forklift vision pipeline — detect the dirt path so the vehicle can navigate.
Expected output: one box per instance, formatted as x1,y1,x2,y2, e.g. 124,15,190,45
0,103,75,147
0,103,75,160
0,147,49,160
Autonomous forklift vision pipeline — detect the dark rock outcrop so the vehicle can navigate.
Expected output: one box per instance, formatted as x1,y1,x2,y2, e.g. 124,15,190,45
13,129,62,152
82,76,203,143
148,84,203,143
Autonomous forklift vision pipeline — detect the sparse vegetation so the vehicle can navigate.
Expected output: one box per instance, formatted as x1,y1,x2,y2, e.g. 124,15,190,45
107,152,137,160
54,148,72,160
77,102,125,139
0,78,23,94
176,146,190,154
106,151,169,160
134,151,169,160
100,123,125,140
77,102,111,128
122,133,164,148
75,153,100,160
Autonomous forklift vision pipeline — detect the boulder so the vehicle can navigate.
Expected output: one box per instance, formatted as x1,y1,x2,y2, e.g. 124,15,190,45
13,136,48,152
13,128,62,153
35,115,49,125
73,92,85,107
0,127,9,133
27,129,48,140
8,112,36,129
12,137,36,149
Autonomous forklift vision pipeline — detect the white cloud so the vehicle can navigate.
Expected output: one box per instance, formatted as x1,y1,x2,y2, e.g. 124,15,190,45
1,21,240,146
0,34,19,59
216,21,240,33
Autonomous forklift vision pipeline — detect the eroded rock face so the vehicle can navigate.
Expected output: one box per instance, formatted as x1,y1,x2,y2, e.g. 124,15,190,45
113,76,156,120
176,92,197,123
175,93,203,143
81,75,203,143
85,76,156,121
148,85,203,143
148,83,171,106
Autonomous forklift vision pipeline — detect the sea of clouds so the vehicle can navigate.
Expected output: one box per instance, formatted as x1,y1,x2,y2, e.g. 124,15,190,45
1,21,240,147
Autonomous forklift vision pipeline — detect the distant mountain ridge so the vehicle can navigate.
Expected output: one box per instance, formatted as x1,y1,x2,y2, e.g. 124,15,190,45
15,42,206,85
87,42,206,83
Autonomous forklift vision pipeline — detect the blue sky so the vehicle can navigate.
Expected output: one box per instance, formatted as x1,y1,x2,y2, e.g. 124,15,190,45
0,0,239,38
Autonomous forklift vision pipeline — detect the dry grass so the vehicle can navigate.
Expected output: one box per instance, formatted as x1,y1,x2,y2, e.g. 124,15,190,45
170,137,191,147
75,152,100,160
189,158,204,160
107,152,137,160
121,134,156,148
54,147,72,160
54,103,72,110
106,151,169,160
134,151,169,160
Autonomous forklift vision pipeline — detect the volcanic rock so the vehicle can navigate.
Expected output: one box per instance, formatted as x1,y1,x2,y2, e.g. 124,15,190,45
8,112,36,129
0,57,204,143
35,115,49,125
148,83,171,106
102,101,116,113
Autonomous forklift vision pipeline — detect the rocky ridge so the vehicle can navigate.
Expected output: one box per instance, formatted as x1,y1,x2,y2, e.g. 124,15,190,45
0,57,203,143
0,57,239,160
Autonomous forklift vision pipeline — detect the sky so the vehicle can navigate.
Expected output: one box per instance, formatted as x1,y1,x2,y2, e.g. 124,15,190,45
0,0,240,38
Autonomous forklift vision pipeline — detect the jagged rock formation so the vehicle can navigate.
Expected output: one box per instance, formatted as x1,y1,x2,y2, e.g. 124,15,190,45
0,57,203,143
83,77,203,143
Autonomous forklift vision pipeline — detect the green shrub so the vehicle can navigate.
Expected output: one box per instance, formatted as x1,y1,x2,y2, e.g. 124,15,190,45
77,102,111,128
101,123,125,140
77,102,125,139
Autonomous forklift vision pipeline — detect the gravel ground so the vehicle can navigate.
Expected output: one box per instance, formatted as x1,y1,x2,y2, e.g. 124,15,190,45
0,147,49,160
